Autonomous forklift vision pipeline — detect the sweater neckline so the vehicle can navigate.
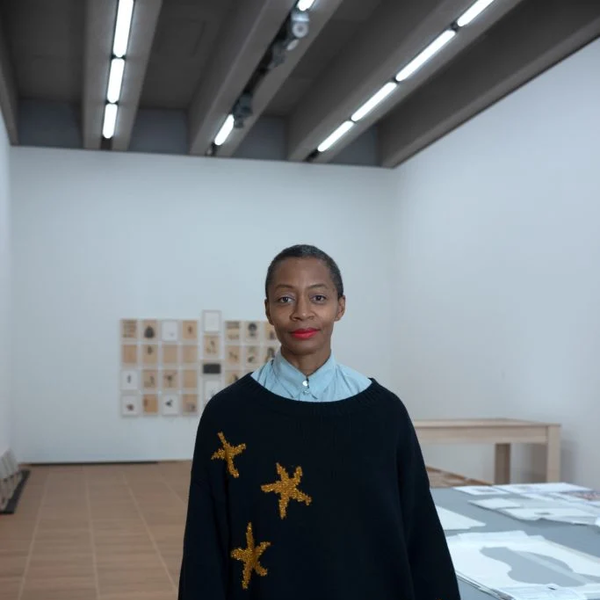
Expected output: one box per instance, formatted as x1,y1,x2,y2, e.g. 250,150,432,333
236,373,384,417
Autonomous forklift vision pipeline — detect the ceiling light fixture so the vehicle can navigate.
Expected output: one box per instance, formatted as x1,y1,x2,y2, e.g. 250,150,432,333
296,0,316,11
214,115,235,146
317,121,354,153
351,82,398,122
107,58,126,103
456,0,497,27
102,103,118,139
113,0,135,58
395,29,456,82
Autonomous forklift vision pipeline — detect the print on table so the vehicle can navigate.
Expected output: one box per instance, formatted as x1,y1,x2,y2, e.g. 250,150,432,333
161,320,179,342
182,320,198,341
142,369,158,391
243,321,260,343
120,369,139,391
142,320,158,341
122,344,138,365
225,320,241,342
121,319,138,340
163,369,179,390
121,394,140,416
142,344,158,366
143,394,159,415
162,394,180,416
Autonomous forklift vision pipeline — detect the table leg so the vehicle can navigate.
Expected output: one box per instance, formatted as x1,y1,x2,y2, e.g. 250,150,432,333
494,444,511,484
546,425,561,482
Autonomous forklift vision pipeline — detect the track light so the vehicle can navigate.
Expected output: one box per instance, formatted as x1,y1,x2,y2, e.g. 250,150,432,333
395,30,456,82
351,82,397,122
214,115,235,146
296,0,316,11
102,103,118,139
457,0,497,27
317,121,354,153
113,0,135,58
107,58,125,103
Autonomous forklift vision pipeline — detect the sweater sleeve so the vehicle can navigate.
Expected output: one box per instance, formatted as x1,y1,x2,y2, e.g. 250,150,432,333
397,403,461,600
178,410,229,600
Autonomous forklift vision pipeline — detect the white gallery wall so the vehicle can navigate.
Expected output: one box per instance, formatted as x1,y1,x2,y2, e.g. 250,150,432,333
0,112,11,457
392,38,600,489
10,148,396,462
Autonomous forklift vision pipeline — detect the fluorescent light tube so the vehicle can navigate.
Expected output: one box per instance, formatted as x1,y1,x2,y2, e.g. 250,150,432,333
457,0,496,27
395,29,456,82
214,115,235,146
113,0,135,58
296,0,316,10
102,103,118,139
351,82,397,122
317,121,354,153
107,58,125,103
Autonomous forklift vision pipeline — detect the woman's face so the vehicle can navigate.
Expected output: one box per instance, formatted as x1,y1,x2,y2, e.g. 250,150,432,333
265,257,345,359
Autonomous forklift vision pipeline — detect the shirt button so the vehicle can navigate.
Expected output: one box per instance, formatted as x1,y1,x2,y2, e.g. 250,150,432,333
302,380,309,387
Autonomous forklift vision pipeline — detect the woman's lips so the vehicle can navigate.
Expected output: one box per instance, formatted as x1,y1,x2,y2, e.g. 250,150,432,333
291,329,319,339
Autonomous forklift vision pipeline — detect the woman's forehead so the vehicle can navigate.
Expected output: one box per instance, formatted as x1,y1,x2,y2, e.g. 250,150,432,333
271,258,333,284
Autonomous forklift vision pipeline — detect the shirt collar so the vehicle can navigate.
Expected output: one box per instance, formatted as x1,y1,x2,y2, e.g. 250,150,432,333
272,350,337,400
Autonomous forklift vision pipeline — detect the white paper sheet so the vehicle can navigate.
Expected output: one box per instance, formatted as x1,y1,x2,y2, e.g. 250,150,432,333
456,486,509,496
436,506,486,531
495,483,591,495
472,498,522,510
503,507,596,522
496,585,587,600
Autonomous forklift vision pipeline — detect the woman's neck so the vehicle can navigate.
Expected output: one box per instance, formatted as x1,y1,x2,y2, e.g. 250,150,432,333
280,346,331,377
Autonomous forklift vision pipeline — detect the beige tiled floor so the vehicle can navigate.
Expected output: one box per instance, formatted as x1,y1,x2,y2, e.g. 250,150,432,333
0,462,192,600
0,461,486,600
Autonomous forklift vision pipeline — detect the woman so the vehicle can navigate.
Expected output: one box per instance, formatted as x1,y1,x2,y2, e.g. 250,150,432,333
179,244,460,600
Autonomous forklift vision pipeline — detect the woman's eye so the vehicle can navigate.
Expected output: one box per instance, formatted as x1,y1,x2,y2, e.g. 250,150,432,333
313,295,327,302
277,296,293,304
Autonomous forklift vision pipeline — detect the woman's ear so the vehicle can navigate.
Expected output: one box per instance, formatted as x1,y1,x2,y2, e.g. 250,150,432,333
335,295,346,322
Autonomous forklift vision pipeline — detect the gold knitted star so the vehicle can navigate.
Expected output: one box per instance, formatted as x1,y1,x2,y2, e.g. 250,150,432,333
231,522,271,590
261,463,312,519
211,432,246,478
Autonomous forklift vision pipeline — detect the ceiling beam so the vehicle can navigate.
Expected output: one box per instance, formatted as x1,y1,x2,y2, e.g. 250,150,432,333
0,17,19,144
188,0,297,156
379,0,600,168
216,0,344,159
83,0,118,150
112,0,162,151
290,0,525,164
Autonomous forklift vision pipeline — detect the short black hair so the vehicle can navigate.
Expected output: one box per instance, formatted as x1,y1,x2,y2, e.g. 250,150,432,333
265,244,344,299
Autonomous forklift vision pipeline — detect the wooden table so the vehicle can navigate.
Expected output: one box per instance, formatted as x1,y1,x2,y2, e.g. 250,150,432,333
413,419,561,484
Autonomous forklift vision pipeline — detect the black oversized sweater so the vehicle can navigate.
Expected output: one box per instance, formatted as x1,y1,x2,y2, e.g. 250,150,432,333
179,375,460,600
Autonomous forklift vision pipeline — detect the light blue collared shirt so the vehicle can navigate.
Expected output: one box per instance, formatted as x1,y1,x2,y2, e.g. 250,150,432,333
251,350,371,402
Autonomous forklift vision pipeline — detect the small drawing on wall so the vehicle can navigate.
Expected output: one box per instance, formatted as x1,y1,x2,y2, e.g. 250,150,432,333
120,369,139,391
163,369,179,390
182,394,199,415
203,334,220,359
264,322,277,343
182,345,198,364
225,320,241,342
142,320,158,341
245,345,260,369
226,345,241,368
182,320,198,341
122,344,138,365
121,394,140,416
203,379,221,404
142,369,158,390
182,369,198,390
121,319,138,341
162,394,180,416
161,320,179,342
225,371,243,386
143,394,159,415
262,345,277,364
162,344,179,365
202,310,222,333
142,344,159,366
243,321,260,343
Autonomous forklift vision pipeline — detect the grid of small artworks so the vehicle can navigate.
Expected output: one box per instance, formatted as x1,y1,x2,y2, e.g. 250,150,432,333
120,311,279,417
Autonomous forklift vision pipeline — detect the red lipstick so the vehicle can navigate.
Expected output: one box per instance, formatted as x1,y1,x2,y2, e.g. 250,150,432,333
291,328,319,339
